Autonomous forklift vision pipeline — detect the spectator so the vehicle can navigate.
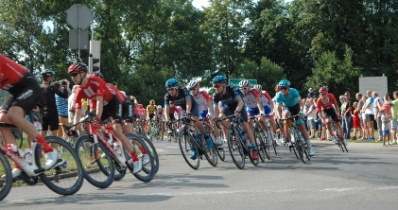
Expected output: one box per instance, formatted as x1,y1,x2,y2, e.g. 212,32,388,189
372,91,384,141
355,93,364,139
351,102,360,140
304,95,317,138
363,90,375,141
342,91,352,139
390,91,398,145
54,79,71,139
38,70,68,137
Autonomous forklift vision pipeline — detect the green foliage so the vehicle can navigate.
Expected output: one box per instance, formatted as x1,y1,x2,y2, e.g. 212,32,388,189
239,57,286,93
306,46,361,94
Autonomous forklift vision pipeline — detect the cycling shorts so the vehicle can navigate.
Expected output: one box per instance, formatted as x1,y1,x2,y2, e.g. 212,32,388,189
0,74,41,114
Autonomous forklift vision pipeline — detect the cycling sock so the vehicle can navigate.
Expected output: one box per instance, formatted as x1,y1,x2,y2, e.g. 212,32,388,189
35,134,53,153
130,151,139,162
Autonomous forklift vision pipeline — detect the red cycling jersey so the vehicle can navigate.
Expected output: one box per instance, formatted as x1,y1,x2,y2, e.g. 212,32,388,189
74,74,115,110
106,83,127,103
0,54,29,90
316,93,338,111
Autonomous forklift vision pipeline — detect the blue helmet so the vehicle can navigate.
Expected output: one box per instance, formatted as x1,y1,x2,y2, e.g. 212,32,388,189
165,78,179,88
278,79,291,87
212,75,227,84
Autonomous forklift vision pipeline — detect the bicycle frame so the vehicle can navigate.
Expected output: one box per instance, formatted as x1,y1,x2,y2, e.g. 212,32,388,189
88,123,128,168
0,142,43,176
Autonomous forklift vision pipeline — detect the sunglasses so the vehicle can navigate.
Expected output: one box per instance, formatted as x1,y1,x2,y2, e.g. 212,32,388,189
190,88,197,91
239,87,249,90
167,87,177,91
321,93,327,96
70,72,79,77
280,87,288,90
213,84,222,88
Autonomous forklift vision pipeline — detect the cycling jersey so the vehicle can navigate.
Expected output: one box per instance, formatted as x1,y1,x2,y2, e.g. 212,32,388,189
164,87,198,111
274,88,301,107
0,54,29,90
316,93,338,111
74,74,115,110
147,105,157,114
194,91,212,111
213,85,242,110
242,88,260,109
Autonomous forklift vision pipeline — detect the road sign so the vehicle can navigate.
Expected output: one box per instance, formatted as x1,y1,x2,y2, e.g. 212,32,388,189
229,78,257,87
67,4,93,29
68,29,89,50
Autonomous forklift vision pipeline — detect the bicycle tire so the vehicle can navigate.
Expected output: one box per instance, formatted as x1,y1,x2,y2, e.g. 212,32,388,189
112,158,127,181
0,151,12,202
74,135,115,188
227,127,245,169
292,129,308,163
202,136,218,167
214,129,226,161
136,134,160,174
257,128,270,162
267,130,278,156
178,130,200,169
289,130,300,159
127,134,155,182
37,136,84,195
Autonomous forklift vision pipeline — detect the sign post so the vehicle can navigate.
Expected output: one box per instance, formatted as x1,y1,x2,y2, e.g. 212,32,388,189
66,4,93,60
229,78,257,87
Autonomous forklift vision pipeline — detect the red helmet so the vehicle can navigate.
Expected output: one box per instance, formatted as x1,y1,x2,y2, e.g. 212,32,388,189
319,86,328,94
68,63,88,74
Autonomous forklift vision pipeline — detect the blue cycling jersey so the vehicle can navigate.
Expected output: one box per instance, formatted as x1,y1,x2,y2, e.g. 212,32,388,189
274,88,301,107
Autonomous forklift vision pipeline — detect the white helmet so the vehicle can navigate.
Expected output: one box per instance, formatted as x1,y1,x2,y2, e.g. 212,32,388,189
157,105,162,110
238,79,250,88
187,81,199,89
253,84,262,91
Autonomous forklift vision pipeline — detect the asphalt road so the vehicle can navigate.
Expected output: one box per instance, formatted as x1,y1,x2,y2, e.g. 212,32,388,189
1,140,398,210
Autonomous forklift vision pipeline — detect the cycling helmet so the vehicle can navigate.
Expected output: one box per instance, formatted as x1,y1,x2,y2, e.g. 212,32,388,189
212,75,227,84
319,86,328,94
68,63,88,74
253,84,262,91
157,105,162,110
238,79,250,88
41,69,55,77
187,81,199,89
165,78,179,88
278,79,290,87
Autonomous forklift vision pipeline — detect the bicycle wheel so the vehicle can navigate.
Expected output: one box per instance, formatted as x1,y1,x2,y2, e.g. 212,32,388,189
0,152,12,202
268,130,278,156
36,136,84,195
255,128,270,162
202,136,218,167
178,131,200,169
74,135,115,188
136,134,159,174
227,128,245,169
289,130,300,159
214,129,225,161
127,134,155,182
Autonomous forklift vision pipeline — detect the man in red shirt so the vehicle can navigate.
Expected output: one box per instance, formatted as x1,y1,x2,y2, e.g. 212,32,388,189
0,54,58,178
68,63,142,174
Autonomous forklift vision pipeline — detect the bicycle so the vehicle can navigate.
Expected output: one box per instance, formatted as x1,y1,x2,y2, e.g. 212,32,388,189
200,118,225,162
66,117,155,188
168,117,218,169
327,121,348,153
218,115,259,169
167,120,179,143
277,114,311,164
250,116,270,162
0,122,84,202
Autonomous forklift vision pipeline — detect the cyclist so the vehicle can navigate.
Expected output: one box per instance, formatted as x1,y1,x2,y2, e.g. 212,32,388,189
211,75,259,160
274,79,315,156
316,86,347,146
187,81,223,149
239,80,272,146
0,54,59,178
164,78,213,159
67,63,142,173
39,69,69,137
253,84,277,141
146,99,157,121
